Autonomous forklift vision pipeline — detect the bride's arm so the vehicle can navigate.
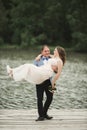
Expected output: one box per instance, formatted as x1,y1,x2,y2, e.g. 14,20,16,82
35,54,42,61
51,60,63,88
35,54,53,61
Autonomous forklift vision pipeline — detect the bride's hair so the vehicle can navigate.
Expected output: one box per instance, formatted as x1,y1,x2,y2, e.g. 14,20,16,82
56,46,66,65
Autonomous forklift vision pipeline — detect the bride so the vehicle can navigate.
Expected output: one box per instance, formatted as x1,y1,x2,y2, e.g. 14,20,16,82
7,46,66,89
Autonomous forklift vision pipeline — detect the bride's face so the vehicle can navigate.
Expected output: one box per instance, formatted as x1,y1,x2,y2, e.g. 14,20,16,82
54,48,59,57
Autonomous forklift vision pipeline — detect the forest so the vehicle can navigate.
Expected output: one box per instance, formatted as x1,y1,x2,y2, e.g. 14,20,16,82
0,0,87,52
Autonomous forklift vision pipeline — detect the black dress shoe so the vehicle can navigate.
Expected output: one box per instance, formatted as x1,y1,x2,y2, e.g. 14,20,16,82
35,117,44,121
44,115,53,120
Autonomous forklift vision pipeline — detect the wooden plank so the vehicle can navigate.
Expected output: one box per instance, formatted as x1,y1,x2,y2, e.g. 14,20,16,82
0,109,87,130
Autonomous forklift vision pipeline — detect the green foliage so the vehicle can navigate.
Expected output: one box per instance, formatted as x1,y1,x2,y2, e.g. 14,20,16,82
73,33,87,52
12,29,21,45
35,34,47,45
0,0,8,43
0,0,87,52
0,37,4,46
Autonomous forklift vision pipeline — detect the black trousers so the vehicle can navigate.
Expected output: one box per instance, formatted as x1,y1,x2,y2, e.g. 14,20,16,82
36,79,53,117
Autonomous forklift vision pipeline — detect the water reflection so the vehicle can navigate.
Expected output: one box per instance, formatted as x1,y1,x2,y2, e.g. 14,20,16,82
0,50,87,109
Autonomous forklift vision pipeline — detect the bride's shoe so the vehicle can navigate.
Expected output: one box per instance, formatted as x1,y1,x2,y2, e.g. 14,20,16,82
7,65,13,77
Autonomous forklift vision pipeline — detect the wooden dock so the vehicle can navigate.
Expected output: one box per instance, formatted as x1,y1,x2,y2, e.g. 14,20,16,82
0,109,87,130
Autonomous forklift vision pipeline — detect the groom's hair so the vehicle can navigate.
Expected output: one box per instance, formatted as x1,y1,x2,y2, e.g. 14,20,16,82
41,45,49,52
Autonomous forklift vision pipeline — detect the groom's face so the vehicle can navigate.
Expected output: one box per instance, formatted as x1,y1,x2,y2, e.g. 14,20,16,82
42,47,50,57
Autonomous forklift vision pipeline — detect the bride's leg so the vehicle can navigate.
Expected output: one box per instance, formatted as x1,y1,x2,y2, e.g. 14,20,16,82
7,65,13,77
11,64,31,81
7,64,32,81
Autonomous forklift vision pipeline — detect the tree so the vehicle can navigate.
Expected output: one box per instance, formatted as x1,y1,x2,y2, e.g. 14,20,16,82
0,0,87,51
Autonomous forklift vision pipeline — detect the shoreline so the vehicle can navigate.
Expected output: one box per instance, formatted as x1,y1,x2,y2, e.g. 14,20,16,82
0,45,87,53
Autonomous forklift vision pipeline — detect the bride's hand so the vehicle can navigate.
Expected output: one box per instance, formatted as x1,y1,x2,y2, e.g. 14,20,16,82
51,82,56,89
35,54,42,61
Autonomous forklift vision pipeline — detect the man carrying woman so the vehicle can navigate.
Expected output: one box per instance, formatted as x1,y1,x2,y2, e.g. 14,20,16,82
7,45,66,121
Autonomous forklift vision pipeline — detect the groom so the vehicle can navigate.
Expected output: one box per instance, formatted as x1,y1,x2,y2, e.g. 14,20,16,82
34,45,53,121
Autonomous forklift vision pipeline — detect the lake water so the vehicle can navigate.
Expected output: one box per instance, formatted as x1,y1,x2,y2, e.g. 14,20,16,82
0,49,87,109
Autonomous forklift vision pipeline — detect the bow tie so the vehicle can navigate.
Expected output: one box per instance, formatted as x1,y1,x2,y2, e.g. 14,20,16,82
42,57,48,61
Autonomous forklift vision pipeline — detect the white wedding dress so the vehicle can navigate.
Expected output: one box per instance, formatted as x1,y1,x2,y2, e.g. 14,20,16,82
7,58,59,84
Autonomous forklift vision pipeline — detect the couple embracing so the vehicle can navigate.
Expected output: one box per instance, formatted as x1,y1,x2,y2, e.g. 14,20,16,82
7,45,66,121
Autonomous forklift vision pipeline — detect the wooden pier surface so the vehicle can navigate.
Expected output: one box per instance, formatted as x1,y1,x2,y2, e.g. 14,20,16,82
0,109,87,130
